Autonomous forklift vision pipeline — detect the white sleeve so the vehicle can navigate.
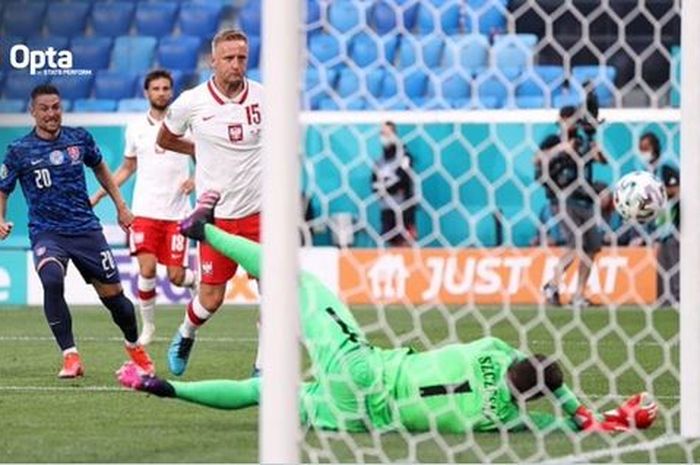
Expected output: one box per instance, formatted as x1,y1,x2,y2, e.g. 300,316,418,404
164,90,192,136
124,122,137,159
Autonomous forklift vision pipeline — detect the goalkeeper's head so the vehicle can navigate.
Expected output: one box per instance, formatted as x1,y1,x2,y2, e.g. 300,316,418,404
506,354,564,402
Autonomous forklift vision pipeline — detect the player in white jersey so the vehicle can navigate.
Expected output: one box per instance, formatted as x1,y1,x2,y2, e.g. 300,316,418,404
92,70,196,345
156,30,264,376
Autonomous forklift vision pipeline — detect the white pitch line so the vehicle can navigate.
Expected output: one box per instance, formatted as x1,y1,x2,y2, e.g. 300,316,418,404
0,335,257,343
0,385,124,392
542,434,690,465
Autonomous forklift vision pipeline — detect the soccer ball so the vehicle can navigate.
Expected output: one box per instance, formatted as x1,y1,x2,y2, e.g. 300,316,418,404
613,171,667,223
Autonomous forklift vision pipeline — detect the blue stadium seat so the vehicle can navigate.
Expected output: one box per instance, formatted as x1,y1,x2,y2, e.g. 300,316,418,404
91,2,135,37
383,33,401,64
238,0,261,36
370,1,396,35
443,35,489,75
515,77,546,98
534,65,565,85
366,67,385,98
441,73,470,106
27,36,70,53
572,65,616,107
0,99,26,113
349,33,379,68
73,99,117,112
343,97,367,110
118,98,149,113
492,34,537,71
158,35,201,71
135,69,189,97
416,1,462,35
46,2,90,38
306,0,321,30
198,69,212,84
50,74,94,101
422,36,445,68
308,33,340,64
381,68,399,98
247,68,261,83
135,2,179,38
70,37,113,71
111,36,157,73
248,36,261,69
0,36,21,70
318,97,339,110
403,70,429,102
336,67,360,98
2,1,46,38
553,91,583,108
304,66,338,92
179,3,221,40
396,36,417,69
515,95,545,108
94,71,137,100
328,0,364,34
3,72,49,99
467,0,507,34
476,71,508,108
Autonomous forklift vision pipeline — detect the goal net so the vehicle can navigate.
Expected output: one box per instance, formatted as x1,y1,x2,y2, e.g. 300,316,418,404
276,0,696,462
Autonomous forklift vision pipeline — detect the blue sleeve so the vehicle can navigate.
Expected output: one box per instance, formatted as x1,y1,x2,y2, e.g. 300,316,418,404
0,148,19,195
81,129,103,168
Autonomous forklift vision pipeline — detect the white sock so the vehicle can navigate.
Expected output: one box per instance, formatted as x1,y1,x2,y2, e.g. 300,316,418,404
180,296,212,338
62,347,78,356
137,276,157,326
181,269,197,289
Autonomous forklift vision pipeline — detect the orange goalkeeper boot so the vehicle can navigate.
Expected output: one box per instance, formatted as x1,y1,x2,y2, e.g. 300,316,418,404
125,344,155,375
58,352,84,378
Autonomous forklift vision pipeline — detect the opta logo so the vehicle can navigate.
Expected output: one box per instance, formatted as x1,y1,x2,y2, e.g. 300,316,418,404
9,44,73,75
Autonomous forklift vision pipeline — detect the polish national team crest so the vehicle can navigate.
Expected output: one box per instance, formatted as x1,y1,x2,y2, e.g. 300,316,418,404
49,150,64,165
67,146,81,164
201,261,214,276
228,124,243,142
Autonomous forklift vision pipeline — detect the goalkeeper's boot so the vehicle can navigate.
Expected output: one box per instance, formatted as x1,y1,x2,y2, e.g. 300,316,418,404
168,329,195,376
179,190,220,241
58,352,84,378
116,362,175,398
125,344,155,375
604,392,658,429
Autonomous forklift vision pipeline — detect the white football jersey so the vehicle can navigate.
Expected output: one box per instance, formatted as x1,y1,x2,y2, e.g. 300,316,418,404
164,77,263,219
124,113,193,220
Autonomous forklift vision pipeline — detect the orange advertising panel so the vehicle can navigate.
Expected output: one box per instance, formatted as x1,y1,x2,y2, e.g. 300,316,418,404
339,247,657,305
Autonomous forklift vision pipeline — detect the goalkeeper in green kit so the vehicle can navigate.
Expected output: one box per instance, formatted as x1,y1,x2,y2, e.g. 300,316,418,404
117,191,657,433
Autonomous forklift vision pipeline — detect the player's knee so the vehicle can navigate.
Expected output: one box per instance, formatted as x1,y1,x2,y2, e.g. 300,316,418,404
167,267,185,285
198,288,224,311
38,260,65,294
346,352,380,391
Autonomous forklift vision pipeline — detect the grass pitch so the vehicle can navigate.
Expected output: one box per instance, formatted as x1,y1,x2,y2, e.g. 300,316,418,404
0,304,698,463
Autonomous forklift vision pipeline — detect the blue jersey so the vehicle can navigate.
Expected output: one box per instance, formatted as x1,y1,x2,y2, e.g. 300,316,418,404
0,127,103,241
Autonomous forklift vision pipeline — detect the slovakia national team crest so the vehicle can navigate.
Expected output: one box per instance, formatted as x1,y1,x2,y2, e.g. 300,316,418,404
49,150,64,165
228,124,243,142
67,146,81,164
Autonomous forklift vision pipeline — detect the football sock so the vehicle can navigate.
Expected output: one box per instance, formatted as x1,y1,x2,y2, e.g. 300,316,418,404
170,378,261,410
101,292,139,344
180,297,211,338
38,261,75,351
181,269,197,289
137,275,157,327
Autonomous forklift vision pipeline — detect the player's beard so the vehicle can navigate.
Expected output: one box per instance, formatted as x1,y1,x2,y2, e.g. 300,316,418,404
151,102,168,112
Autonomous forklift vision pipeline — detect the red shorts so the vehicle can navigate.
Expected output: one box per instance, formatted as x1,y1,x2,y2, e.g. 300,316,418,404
129,217,189,267
199,213,261,285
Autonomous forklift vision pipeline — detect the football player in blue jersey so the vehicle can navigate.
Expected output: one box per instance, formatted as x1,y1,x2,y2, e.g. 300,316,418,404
0,84,155,378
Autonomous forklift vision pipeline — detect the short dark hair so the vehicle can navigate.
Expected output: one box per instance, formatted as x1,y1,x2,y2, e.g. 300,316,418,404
507,354,564,401
384,121,397,133
144,69,173,90
640,131,661,156
559,105,578,119
31,84,60,101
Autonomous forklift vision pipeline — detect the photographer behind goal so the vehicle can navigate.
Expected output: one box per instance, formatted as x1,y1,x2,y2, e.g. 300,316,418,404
535,87,608,308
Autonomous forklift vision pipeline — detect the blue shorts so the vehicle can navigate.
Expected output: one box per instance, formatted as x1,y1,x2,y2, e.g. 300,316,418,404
31,230,121,284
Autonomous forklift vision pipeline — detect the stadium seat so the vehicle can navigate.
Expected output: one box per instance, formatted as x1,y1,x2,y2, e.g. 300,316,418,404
422,36,445,68
349,33,379,68
157,35,201,71
198,69,212,84
396,36,418,70
0,99,26,113
369,1,397,35
135,2,179,38
318,97,340,110
306,0,321,31
515,77,546,98
248,36,261,69
27,36,70,53
335,67,360,98
73,99,117,112
308,33,340,64
135,69,190,97
71,37,113,71
416,1,462,35
476,71,508,108
515,95,545,108
403,70,429,102
383,33,401,64
328,0,364,34
467,0,507,34
91,2,135,37
2,1,46,38
111,36,157,73
441,73,471,106
46,2,90,38
3,71,48,100
534,65,565,85
366,67,385,98
94,71,137,100
381,68,399,98
118,98,149,113
441,35,488,75
50,74,94,101
0,36,21,70
304,66,338,92
179,3,222,40
247,68,261,83
238,0,261,36
492,34,537,71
